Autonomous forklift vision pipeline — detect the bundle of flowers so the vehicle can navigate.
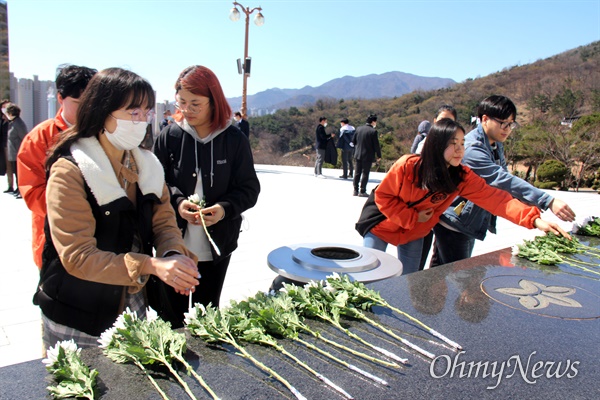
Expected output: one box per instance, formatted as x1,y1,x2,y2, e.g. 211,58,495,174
573,216,600,237
325,272,463,350
42,339,98,399
283,280,408,364
99,308,219,400
512,233,600,275
184,303,307,400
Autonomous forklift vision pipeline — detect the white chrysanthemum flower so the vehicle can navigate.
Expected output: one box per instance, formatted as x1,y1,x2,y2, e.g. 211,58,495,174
582,216,594,225
146,307,158,322
43,339,79,365
98,326,117,349
279,286,288,293
511,245,520,256
305,280,318,289
183,310,195,326
572,221,582,233
61,339,78,353
327,272,341,280
42,343,60,365
112,307,137,330
188,193,201,204
323,283,336,293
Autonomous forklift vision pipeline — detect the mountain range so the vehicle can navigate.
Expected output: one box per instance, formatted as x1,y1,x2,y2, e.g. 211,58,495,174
227,71,456,112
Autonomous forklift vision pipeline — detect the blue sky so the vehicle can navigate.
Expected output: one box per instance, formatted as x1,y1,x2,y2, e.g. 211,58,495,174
7,0,600,103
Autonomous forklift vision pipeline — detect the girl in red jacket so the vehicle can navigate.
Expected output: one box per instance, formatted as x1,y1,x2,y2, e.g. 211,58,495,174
357,118,569,275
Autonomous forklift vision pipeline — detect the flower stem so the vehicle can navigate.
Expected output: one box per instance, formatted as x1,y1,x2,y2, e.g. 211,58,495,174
378,300,462,350
308,331,400,369
227,335,307,400
174,354,221,400
162,359,198,400
563,260,600,276
294,337,389,386
319,314,408,364
199,212,221,256
133,359,170,400
356,313,435,359
563,255,600,269
275,345,353,399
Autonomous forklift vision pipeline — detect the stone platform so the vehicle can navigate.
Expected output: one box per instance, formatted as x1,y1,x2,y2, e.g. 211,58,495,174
1,236,598,399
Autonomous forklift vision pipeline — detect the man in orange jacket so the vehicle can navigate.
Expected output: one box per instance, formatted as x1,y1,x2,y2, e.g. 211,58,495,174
17,65,96,268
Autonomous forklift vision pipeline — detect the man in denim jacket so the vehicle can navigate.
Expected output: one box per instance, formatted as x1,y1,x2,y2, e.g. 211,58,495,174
430,95,576,267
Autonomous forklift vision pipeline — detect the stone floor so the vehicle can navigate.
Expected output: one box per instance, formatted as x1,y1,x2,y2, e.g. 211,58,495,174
1,163,597,368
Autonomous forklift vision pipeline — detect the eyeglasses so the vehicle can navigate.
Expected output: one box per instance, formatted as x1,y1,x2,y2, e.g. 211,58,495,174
490,117,519,130
131,109,155,124
111,109,155,124
175,102,207,114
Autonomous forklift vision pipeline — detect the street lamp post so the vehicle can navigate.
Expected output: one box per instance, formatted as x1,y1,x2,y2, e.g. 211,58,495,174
229,2,264,119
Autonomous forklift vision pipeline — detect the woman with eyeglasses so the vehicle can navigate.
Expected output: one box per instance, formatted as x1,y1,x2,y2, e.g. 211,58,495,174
431,95,575,268
153,65,260,328
356,118,570,275
34,68,199,349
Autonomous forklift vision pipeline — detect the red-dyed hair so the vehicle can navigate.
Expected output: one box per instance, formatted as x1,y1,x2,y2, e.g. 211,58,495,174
175,65,231,132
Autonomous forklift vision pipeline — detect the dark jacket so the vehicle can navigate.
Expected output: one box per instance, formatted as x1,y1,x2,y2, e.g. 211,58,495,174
324,138,337,165
336,126,355,150
352,123,381,162
236,118,250,138
315,124,331,150
7,117,28,161
34,153,158,337
0,119,7,175
153,122,260,262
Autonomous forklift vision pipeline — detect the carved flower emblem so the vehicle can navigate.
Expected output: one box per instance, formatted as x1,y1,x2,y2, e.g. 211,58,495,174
495,279,582,310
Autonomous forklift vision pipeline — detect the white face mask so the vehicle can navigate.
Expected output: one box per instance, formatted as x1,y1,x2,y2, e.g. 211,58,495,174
324,123,328,127
104,119,148,150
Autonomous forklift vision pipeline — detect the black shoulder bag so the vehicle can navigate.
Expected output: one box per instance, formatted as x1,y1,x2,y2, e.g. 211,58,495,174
355,185,435,237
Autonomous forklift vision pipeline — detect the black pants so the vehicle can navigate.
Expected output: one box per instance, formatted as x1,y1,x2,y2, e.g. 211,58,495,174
148,254,231,329
340,149,354,178
353,159,372,194
430,224,475,268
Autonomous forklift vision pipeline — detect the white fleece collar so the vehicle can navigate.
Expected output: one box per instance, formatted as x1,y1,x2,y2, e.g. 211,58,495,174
70,137,164,206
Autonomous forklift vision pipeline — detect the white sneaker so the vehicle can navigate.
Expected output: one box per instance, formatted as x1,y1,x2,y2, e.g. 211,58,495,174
317,174,326,179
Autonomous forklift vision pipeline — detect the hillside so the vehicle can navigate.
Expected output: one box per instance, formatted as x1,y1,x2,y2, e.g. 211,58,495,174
247,41,600,189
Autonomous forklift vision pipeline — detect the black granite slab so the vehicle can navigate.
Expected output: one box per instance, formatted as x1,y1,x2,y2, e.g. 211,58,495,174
1,236,599,399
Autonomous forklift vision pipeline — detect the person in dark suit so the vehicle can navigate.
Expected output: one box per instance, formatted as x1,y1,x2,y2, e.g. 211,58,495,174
352,114,381,196
5,104,28,198
337,118,355,179
233,111,250,138
0,99,11,186
314,116,334,178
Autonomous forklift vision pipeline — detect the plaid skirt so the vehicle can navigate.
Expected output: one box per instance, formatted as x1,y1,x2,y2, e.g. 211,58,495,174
41,289,146,350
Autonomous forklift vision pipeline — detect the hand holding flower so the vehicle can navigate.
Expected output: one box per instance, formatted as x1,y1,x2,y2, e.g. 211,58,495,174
198,204,225,227
178,198,202,225
187,194,222,256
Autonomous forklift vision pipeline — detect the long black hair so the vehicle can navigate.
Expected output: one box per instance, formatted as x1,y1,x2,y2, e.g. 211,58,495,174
46,68,155,169
416,118,466,193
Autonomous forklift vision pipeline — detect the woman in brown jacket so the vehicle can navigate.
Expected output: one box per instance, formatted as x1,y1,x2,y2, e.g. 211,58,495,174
34,68,199,349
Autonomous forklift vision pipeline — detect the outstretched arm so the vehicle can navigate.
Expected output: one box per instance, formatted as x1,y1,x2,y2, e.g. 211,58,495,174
533,218,572,239
548,198,576,222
